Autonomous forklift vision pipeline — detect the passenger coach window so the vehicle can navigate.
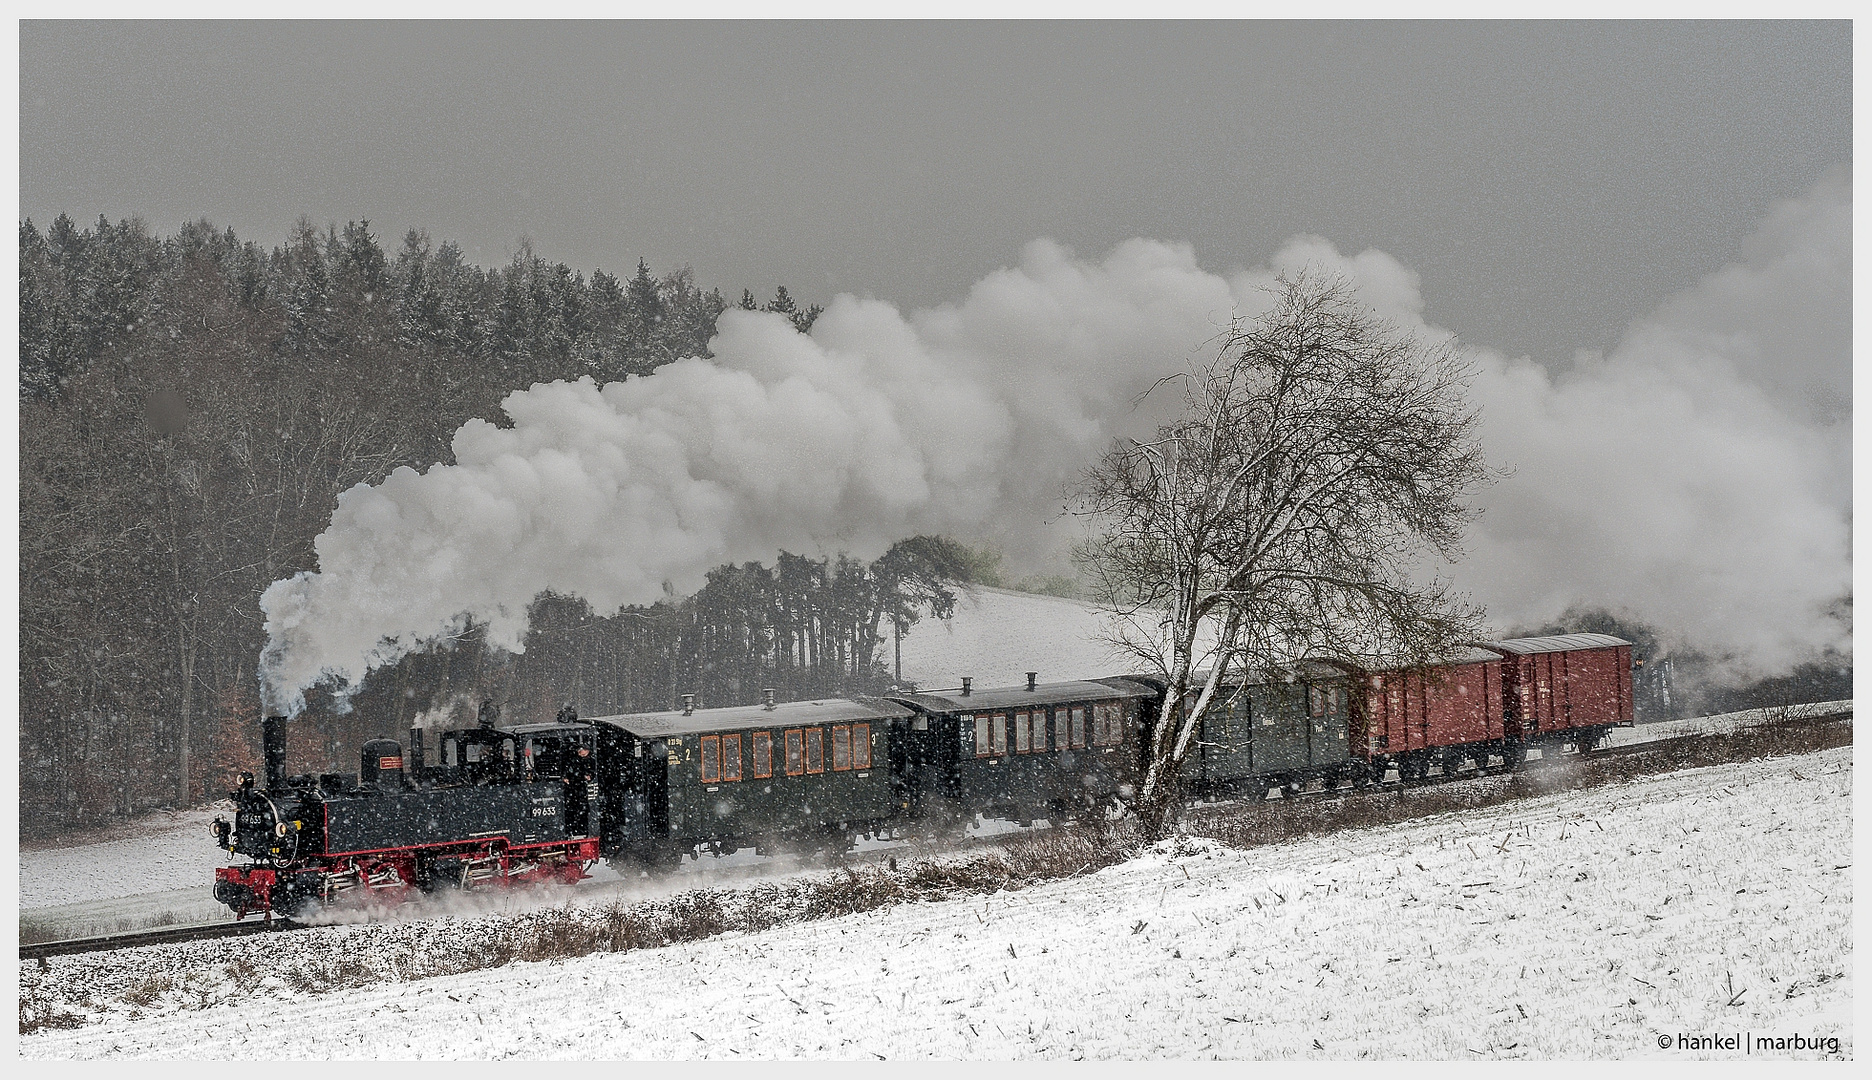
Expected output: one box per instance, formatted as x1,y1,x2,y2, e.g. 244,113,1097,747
832,726,852,771
722,734,742,782
752,732,773,778
1309,686,1326,717
990,714,1007,756
700,736,721,783
852,724,871,769
1070,707,1086,749
805,728,824,773
974,715,990,758
1014,710,1031,753
785,730,804,775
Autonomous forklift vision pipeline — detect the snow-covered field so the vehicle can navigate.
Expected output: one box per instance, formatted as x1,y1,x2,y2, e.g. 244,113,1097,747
22,744,1852,1059
895,584,1130,690
1606,700,1851,746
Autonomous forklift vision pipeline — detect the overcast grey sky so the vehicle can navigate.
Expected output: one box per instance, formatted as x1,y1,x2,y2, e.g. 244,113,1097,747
19,20,1850,363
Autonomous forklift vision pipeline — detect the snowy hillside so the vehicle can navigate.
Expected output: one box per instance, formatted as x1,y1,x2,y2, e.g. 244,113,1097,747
22,746,1852,1059
895,585,1132,689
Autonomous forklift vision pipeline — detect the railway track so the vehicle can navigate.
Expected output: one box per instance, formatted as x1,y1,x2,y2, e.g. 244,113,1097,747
20,916,306,961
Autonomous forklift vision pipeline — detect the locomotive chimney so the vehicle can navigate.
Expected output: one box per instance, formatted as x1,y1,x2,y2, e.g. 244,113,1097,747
262,715,288,790
961,677,972,697
682,693,696,716
763,688,776,711
408,726,425,776
1026,672,1038,691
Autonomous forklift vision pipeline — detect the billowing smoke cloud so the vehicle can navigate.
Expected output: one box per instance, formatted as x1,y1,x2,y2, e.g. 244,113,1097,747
1464,169,1851,677
259,240,1258,713
261,172,1849,711
1271,170,1851,679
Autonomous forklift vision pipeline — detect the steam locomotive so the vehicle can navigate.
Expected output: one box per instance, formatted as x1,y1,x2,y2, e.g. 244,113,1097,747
214,633,1633,918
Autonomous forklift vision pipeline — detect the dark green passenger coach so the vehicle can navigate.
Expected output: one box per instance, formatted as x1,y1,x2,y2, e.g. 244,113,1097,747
588,696,911,864
1193,664,1353,791
889,675,1157,826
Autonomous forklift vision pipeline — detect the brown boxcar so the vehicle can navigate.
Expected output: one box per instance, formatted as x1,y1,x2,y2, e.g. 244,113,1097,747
1355,647,1506,775
1487,634,1634,745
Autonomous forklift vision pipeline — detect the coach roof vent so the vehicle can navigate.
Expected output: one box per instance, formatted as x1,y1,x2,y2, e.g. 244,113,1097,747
961,677,972,696
763,688,776,711
1026,672,1038,691
682,694,695,716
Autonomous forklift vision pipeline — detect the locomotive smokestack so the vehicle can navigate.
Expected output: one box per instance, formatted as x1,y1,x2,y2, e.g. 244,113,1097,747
408,726,425,776
961,677,972,697
263,715,288,790
1026,672,1038,691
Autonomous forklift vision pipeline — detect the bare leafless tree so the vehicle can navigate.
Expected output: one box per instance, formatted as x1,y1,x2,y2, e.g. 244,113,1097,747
1076,273,1493,838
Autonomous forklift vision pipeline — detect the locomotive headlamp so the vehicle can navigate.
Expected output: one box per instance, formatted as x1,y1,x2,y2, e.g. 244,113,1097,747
275,821,289,837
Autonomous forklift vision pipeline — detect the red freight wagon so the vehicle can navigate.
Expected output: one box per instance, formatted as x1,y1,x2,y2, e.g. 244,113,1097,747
1487,634,1634,749
1357,646,1506,774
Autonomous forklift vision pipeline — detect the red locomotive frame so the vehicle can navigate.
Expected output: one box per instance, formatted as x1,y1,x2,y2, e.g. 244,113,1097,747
216,835,600,919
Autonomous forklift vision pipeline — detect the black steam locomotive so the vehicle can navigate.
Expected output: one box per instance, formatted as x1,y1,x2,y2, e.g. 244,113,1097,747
214,708,601,917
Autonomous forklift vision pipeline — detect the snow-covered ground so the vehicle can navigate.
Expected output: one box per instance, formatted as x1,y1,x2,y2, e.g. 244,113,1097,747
22,745,1852,1059
895,584,1132,690
20,806,229,911
1607,699,1851,746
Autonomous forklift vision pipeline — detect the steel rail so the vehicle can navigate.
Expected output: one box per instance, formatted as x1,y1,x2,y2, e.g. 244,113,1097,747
21,917,306,961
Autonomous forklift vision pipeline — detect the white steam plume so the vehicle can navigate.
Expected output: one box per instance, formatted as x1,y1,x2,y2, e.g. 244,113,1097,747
261,172,1850,711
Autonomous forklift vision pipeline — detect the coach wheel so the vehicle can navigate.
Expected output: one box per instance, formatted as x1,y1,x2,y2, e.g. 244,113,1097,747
630,844,682,874
809,825,853,861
